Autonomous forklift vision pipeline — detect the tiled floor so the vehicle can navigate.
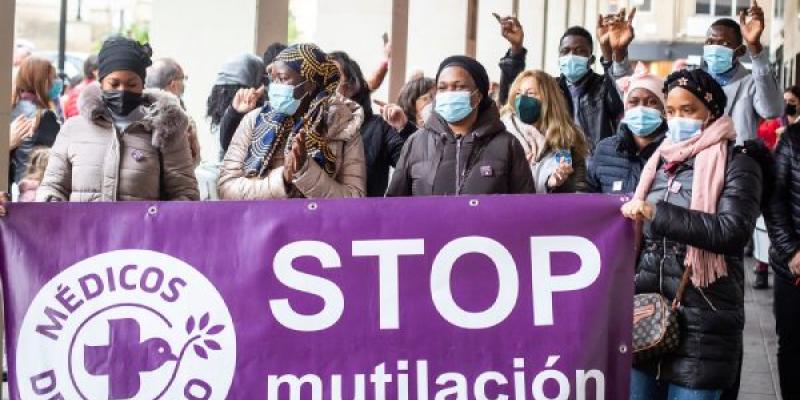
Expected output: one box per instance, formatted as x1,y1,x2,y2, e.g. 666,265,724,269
740,260,782,400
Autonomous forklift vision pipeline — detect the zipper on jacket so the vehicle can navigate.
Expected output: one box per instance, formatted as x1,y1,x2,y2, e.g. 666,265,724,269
697,287,718,311
659,176,673,295
455,137,463,195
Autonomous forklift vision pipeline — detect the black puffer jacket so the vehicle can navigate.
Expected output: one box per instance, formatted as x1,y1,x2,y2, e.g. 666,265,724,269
765,127,800,284
360,115,415,197
386,103,534,196
634,144,762,390
586,124,665,194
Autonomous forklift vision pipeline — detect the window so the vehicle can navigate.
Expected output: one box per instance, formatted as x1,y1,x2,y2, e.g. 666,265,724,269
774,0,785,18
715,0,732,16
632,0,652,12
695,0,747,17
696,0,711,14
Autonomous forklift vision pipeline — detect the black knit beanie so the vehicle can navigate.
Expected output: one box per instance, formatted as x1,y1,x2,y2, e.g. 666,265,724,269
98,37,153,82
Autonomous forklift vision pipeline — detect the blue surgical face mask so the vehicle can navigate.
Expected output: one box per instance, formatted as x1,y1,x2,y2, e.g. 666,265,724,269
559,54,590,83
268,82,304,115
48,79,63,101
703,45,735,75
666,117,704,143
622,106,663,137
435,90,476,123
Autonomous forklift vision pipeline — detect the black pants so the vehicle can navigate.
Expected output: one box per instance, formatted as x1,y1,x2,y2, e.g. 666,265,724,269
775,276,800,399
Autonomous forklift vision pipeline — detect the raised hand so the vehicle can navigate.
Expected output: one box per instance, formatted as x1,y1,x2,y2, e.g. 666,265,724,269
374,99,409,131
598,8,636,60
740,0,765,53
283,129,308,184
496,14,524,54
10,115,34,151
232,86,264,114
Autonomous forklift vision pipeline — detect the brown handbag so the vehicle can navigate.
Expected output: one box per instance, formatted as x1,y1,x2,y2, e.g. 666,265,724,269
632,260,692,363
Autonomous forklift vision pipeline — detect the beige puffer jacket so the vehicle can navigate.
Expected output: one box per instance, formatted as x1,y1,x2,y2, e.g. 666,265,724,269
36,83,199,202
218,95,366,199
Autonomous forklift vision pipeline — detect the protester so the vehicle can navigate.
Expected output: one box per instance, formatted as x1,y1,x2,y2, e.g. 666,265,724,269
587,63,666,193
386,56,534,196
764,122,800,400
146,57,201,166
10,56,62,189
206,54,265,155
396,76,435,128
63,54,98,119
11,40,35,86
36,37,198,202
18,147,49,203
622,68,762,400
703,3,782,144
758,85,800,151
213,43,289,156
218,43,366,200
501,70,588,193
496,9,634,149
330,51,414,197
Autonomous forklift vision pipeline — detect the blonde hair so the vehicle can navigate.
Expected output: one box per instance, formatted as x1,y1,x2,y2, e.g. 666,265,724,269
503,70,588,158
12,57,56,109
24,147,50,183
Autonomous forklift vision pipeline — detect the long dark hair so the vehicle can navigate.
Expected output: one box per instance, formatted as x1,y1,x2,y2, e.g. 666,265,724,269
329,51,373,118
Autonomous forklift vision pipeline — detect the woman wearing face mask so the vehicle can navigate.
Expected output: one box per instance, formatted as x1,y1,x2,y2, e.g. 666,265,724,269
9,56,62,190
36,37,199,202
757,85,800,151
622,69,762,400
587,63,666,194
501,70,588,193
218,44,366,199
386,56,533,196
328,51,415,197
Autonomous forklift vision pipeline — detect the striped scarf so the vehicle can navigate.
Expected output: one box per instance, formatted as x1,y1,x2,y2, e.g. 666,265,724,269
244,43,340,177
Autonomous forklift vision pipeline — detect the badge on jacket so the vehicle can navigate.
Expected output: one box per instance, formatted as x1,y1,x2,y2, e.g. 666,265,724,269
480,166,494,177
613,181,623,192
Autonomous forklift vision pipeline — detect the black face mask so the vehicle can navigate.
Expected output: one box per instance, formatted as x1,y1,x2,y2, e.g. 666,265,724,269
786,103,797,117
102,90,144,116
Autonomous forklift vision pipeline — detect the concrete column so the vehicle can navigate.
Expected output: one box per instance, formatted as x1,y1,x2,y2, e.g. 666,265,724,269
0,0,13,390
1,0,14,190
256,0,289,56
389,0,409,102
150,0,288,162
518,0,547,69
465,0,479,57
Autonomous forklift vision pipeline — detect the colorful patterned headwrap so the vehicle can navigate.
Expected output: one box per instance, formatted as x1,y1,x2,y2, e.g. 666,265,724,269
244,43,341,178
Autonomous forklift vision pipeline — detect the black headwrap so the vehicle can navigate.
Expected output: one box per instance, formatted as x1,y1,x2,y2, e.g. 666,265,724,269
98,37,153,82
436,55,492,111
664,68,727,120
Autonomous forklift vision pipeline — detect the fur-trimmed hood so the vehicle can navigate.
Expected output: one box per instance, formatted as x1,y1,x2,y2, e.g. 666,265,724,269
321,94,364,142
78,82,189,149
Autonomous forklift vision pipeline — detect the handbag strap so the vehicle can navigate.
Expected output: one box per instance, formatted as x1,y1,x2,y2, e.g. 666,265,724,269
671,265,692,311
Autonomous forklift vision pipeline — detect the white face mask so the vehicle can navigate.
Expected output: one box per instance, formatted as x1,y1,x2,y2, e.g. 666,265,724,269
420,103,433,125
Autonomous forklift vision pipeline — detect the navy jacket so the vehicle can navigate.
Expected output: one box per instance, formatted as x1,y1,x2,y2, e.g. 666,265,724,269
586,125,665,194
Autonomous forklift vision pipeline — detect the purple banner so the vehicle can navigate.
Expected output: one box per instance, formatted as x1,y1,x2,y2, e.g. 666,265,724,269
0,195,634,400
